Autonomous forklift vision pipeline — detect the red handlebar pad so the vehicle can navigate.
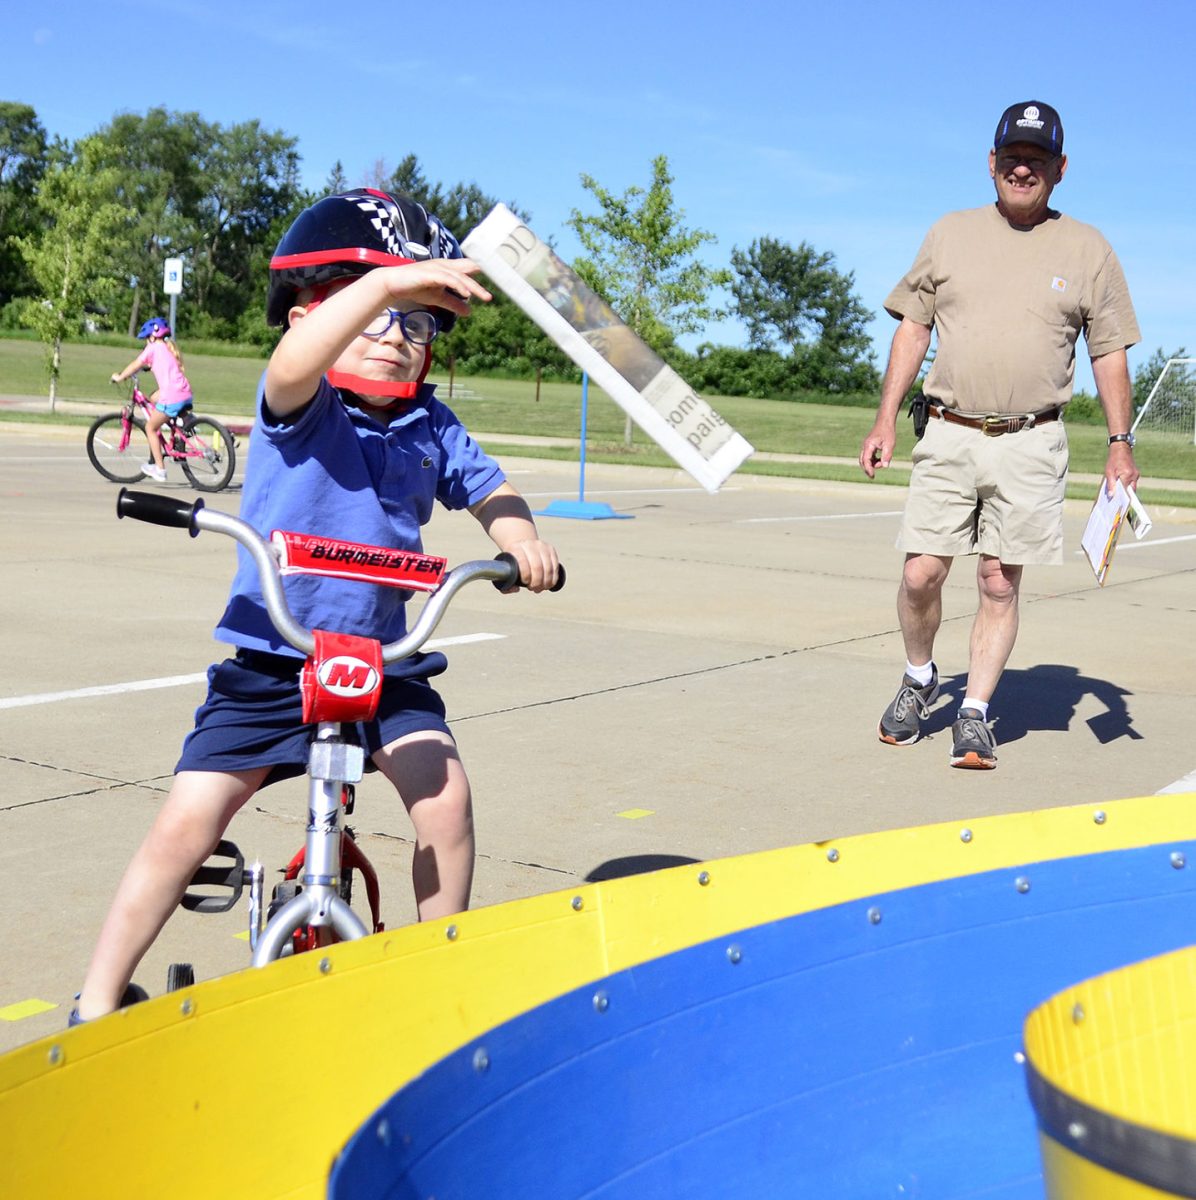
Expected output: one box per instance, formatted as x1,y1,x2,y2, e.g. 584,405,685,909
272,531,446,591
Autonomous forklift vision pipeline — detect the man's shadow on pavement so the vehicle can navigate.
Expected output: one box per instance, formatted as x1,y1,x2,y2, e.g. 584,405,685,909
925,664,1143,746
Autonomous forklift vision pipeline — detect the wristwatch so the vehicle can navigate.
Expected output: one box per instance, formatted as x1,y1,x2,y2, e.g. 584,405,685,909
1108,432,1136,448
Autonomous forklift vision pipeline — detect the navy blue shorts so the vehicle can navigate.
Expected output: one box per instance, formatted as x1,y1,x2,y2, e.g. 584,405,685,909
175,649,451,788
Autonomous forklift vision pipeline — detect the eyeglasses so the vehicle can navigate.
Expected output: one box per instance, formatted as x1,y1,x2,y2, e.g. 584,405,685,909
995,151,1056,173
361,308,439,344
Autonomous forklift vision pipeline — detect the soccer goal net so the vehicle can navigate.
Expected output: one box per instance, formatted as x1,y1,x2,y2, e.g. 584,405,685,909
1132,358,1196,442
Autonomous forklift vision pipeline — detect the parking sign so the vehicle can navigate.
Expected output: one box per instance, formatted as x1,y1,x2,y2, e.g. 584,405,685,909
163,257,183,295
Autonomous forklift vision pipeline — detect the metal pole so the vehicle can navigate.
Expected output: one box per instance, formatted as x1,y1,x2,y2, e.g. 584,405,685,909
169,292,178,333
578,372,589,503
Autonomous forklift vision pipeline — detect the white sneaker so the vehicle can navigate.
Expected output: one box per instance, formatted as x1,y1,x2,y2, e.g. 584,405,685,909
140,462,167,482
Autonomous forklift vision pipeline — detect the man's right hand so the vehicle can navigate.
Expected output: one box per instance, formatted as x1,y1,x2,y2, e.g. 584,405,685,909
859,423,896,479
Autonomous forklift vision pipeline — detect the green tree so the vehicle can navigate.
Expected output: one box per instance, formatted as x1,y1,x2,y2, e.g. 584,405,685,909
0,102,49,306
15,138,130,409
188,117,301,335
88,108,300,339
730,236,877,392
1133,346,1191,414
568,154,729,352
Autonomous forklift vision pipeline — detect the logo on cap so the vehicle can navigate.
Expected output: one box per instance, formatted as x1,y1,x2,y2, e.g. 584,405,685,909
1016,105,1045,131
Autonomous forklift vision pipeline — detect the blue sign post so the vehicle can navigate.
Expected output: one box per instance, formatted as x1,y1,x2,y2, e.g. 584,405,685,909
534,374,633,521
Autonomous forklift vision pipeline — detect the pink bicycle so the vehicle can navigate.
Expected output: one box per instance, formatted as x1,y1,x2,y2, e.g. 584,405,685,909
86,381,237,492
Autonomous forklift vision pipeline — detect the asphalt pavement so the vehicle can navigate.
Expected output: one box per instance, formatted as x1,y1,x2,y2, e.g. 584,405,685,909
2,420,1194,1052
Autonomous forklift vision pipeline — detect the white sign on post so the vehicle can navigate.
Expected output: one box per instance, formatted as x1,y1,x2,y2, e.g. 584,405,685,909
463,205,753,493
163,257,183,296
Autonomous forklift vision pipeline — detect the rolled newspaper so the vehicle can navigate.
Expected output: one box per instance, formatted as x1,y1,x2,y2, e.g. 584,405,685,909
462,204,754,493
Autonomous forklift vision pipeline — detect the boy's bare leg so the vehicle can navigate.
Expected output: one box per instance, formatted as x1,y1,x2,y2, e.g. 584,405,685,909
76,767,267,1019
964,555,1023,703
371,731,474,921
897,552,952,664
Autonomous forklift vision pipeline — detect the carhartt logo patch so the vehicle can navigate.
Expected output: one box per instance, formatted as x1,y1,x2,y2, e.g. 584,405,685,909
1051,277,1068,293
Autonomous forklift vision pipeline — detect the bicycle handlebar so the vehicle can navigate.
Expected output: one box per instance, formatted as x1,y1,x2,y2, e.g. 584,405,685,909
116,488,564,662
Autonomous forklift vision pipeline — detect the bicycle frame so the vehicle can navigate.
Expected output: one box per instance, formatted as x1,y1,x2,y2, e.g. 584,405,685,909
127,384,204,466
115,488,553,967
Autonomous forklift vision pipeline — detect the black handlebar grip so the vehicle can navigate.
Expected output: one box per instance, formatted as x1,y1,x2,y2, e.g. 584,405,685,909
491,552,566,592
117,488,204,536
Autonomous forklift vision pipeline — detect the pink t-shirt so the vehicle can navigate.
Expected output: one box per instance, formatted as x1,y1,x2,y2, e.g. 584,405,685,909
139,341,192,406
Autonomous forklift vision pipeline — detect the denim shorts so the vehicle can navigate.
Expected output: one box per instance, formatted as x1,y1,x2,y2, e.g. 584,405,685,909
175,649,451,788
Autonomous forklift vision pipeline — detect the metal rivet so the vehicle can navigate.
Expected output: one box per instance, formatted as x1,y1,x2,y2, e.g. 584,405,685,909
697,870,711,885
1015,876,1031,894
571,895,584,911
867,907,882,925
180,998,195,1016
960,828,973,844
1072,1003,1085,1023
1171,852,1187,870
376,1118,392,1147
446,924,459,941
319,957,332,975
1094,810,1107,825
472,1048,490,1073
726,944,743,965
1068,1121,1087,1141
47,1045,63,1066
826,849,840,863
593,991,610,1013
1013,1050,1026,1064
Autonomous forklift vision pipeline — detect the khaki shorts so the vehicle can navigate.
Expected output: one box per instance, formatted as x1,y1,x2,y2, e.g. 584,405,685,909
897,415,1069,564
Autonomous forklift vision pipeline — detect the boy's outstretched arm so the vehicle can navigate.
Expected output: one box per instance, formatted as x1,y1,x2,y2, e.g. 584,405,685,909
469,482,560,592
265,260,492,417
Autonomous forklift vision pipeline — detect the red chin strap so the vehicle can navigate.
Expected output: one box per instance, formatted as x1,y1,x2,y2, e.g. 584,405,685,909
328,347,432,410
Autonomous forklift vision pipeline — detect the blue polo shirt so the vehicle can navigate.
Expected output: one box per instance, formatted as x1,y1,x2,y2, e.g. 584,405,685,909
214,375,505,659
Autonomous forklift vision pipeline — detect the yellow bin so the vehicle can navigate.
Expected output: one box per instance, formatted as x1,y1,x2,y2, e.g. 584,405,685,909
1024,943,1196,1199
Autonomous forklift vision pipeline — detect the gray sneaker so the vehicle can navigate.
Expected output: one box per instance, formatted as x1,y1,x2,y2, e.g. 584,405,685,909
878,667,940,745
950,708,997,770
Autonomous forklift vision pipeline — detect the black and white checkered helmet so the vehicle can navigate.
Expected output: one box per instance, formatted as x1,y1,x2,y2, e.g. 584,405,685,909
267,188,464,328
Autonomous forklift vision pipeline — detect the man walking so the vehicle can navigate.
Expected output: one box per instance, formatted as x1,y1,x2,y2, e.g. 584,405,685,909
859,101,1140,769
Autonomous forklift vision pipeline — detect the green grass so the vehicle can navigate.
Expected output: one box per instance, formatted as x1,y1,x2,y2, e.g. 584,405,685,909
4,335,1195,501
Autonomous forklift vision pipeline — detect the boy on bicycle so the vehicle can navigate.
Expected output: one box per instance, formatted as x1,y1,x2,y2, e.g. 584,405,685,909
74,190,561,1022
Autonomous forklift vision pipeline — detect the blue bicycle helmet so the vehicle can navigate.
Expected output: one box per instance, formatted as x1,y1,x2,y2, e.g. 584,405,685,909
267,189,463,330
136,317,171,339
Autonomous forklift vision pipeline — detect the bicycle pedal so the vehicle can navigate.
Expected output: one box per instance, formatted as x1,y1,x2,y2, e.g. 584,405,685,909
180,839,247,914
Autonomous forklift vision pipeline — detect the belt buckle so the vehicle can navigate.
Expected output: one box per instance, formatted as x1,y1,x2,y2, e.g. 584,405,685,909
981,415,1008,436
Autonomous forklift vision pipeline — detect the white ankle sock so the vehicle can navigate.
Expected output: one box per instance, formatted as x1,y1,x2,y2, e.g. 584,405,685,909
906,660,935,687
960,698,989,720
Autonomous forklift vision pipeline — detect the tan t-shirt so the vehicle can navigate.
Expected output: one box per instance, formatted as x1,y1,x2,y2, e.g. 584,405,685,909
885,204,1140,414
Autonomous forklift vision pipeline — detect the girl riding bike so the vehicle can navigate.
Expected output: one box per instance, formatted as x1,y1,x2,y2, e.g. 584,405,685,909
110,317,194,482
74,190,561,1024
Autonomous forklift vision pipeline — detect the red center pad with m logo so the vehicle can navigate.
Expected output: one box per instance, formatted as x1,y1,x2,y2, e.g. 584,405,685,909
272,531,446,591
300,631,384,724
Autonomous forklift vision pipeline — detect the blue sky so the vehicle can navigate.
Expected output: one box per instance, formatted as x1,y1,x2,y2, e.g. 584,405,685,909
8,0,1194,394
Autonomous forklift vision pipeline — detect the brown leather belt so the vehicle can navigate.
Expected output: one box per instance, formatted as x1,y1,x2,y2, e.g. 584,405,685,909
928,404,1063,437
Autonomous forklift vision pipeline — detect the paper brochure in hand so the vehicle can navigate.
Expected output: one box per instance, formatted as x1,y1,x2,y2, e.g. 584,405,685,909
1080,481,1152,585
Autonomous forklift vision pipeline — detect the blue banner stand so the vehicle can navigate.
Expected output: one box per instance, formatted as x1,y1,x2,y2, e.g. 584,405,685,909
534,374,633,521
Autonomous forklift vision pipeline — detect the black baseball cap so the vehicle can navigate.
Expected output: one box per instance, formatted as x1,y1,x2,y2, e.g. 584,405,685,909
993,101,1064,156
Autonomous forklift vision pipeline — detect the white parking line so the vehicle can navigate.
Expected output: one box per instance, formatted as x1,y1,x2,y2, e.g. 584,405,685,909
737,510,904,524
1157,769,1196,795
0,633,504,710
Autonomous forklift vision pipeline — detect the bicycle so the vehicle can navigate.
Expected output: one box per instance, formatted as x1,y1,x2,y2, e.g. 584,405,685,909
114,487,563,989
86,382,237,492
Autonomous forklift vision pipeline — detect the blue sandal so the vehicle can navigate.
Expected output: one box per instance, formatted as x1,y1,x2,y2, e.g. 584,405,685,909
68,983,149,1027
